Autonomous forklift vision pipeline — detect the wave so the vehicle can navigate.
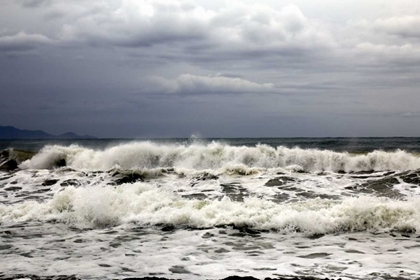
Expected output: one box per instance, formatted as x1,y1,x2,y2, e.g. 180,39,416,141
19,141,420,172
1,183,419,234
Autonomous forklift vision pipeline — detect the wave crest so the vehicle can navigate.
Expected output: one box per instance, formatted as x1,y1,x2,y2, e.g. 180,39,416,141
1,183,419,234
19,141,420,172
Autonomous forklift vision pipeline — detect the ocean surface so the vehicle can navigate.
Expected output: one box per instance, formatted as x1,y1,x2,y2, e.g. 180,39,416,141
1,138,420,280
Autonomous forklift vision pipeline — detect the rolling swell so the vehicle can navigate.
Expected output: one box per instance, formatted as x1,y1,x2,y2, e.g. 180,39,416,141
19,141,420,172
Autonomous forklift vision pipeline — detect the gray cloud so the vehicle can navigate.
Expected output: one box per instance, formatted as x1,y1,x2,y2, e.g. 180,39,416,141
56,1,212,47
0,32,53,52
53,1,334,54
20,0,51,8
345,15,420,67
399,112,420,118
373,16,420,39
355,42,420,63
150,74,275,94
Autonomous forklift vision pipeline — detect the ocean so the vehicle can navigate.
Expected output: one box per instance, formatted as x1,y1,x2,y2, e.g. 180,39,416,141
1,138,420,280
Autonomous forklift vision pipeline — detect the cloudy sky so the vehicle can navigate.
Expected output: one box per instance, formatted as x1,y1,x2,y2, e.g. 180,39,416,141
1,0,420,138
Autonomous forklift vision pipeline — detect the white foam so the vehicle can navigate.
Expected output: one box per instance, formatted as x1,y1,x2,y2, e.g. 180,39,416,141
20,142,420,172
1,183,419,233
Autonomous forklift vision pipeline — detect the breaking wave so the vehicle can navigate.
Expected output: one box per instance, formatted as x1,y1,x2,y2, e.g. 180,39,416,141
1,183,419,234
20,141,420,172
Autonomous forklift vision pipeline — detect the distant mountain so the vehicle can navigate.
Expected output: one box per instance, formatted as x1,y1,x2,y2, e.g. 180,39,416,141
0,126,96,139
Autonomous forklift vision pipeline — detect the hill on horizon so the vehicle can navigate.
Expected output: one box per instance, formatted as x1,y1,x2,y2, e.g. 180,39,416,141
0,125,96,140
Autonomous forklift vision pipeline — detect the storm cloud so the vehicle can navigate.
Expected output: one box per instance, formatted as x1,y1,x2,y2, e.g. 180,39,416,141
1,0,420,137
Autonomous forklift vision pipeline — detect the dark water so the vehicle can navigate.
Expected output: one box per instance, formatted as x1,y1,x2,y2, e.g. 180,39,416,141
2,137,420,153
